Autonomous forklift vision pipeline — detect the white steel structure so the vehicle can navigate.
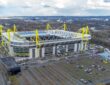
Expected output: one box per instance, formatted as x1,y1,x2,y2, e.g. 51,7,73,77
2,30,91,58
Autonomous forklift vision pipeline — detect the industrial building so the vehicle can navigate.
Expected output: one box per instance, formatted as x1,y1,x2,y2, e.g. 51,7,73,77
1,29,91,58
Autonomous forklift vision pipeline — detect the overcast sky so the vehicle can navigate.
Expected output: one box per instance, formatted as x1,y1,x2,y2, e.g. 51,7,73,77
0,0,110,16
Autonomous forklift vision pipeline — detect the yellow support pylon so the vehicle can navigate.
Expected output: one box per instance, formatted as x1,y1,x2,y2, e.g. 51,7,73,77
7,29,11,43
36,30,40,46
1,40,4,46
85,26,90,50
84,26,88,49
77,26,90,51
85,26,89,34
63,23,67,31
46,23,52,30
13,24,17,33
80,26,90,51
82,27,85,40
0,25,3,37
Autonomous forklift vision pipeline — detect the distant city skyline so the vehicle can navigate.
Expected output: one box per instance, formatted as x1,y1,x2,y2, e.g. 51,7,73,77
0,0,110,16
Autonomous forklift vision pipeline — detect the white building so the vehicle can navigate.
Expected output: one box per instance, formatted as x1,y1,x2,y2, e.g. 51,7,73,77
2,30,91,58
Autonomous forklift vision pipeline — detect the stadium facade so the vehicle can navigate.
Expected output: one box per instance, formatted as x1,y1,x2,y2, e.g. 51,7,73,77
2,30,91,58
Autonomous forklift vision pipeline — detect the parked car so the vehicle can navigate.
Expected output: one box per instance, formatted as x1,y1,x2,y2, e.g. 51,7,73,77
80,78,88,84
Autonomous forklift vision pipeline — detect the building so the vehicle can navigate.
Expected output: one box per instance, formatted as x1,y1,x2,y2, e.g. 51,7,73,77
2,30,91,58
0,57,21,75
98,48,110,60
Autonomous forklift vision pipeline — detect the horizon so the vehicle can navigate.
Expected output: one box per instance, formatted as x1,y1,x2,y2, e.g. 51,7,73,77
1,16,110,17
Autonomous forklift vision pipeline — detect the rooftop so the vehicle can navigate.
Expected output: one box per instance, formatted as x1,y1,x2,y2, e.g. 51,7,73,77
2,30,91,46
17,31,47,37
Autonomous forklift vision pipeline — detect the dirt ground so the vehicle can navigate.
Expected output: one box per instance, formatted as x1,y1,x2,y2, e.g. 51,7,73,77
9,54,110,85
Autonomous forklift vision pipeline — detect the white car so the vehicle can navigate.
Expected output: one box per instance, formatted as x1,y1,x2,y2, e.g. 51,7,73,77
80,79,88,84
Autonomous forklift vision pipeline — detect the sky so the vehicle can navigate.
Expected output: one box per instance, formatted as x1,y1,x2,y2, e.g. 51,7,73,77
0,0,110,16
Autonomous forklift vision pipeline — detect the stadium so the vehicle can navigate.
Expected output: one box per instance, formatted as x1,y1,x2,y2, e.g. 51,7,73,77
1,24,91,58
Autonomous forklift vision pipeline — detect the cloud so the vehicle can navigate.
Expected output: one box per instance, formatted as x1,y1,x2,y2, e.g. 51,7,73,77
0,0,7,8
0,0,110,16
87,0,110,10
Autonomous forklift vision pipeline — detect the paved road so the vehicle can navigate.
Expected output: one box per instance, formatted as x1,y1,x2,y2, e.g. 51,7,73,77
0,58,9,85
0,70,9,85
95,77,110,85
0,73,6,85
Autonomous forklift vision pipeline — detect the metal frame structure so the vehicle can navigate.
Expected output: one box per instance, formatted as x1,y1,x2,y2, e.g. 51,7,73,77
1,24,91,59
